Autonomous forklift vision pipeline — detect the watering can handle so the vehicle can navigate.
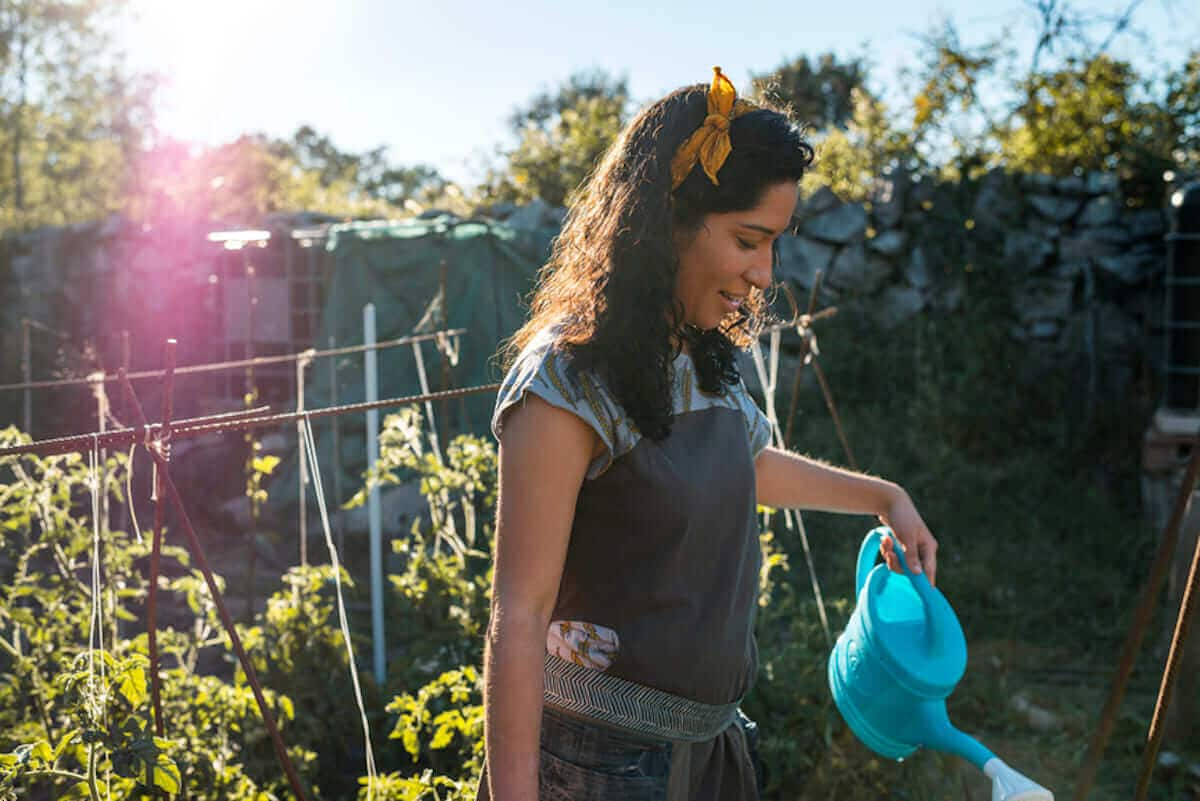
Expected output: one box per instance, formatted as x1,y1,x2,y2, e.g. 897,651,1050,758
856,526,942,641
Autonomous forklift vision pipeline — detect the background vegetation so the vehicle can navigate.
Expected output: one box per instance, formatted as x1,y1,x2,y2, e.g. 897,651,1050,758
2,1,1197,230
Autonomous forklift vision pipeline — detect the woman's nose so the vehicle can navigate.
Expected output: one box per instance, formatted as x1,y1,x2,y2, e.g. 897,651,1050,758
746,248,773,289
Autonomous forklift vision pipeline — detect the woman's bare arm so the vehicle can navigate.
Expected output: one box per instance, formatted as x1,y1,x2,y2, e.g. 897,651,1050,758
754,446,938,585
484,394,596,801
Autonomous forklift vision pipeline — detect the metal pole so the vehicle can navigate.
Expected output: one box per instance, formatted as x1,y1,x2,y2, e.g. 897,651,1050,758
329,335,345,557
364,304,386,688
1135,511,1200,800
120,331,131,425
21,318,31,435
296,355,309,572
146,340,176,743
438,258,450,438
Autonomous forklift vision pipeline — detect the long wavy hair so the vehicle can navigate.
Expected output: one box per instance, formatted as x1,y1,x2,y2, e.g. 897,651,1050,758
504,82,815,441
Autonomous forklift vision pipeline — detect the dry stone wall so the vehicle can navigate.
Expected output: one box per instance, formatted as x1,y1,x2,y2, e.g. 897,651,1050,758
783,169,1164,403
491,169,1167,405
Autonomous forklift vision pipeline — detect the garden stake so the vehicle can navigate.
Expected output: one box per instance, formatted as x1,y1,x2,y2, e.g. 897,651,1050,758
21,318,31,435
784,272,823,447
1073,434,1200,801
152,341,176,741
296,350,313,576
1135,499,1200,801
812,357,857,471
119,369,313,801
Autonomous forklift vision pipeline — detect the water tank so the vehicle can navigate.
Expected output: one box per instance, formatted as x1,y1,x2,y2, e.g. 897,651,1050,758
1164,182,1200,411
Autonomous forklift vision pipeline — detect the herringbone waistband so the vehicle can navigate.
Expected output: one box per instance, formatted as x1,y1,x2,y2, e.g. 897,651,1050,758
542,652,740,742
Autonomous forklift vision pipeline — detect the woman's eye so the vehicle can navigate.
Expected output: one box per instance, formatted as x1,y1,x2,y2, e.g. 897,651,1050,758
736,238,756,251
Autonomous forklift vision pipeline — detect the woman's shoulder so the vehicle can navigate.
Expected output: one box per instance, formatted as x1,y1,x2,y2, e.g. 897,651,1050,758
493,323,625,478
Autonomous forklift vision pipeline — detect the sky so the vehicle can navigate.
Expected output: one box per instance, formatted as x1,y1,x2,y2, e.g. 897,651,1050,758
113,0,1199,187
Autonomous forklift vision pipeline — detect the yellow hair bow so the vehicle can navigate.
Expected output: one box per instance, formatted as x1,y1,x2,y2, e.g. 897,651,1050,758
670,66,756,190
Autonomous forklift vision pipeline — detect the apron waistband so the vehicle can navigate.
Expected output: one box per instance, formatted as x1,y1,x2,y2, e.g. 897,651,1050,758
542,652,739,743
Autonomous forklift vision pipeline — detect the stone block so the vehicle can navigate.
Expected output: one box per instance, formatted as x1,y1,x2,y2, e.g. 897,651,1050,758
866,229,907,257
1014,278,1074,323
1030,194,1083,224
777,236,836,290
1127,208,1166,240
876,285,926,329
1078,195,1120,227
1059,233,1123,262
1055,174,1088,195
801,185,840,217
1003,230,1055,272
802,202,868,244
904,246,933,289
827,242,892,293
1086,171,1120,194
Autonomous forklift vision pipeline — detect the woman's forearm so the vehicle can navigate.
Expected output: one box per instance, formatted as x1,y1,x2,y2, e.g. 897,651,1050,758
482,607,549,801
754,446,902,514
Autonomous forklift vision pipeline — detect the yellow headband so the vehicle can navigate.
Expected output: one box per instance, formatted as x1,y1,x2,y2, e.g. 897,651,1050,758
669,66,756,191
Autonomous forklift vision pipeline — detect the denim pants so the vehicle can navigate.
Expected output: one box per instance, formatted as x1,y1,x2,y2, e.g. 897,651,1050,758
476,704,763,801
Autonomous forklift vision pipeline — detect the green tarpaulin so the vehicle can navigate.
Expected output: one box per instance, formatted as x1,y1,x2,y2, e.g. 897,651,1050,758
268,215,555,516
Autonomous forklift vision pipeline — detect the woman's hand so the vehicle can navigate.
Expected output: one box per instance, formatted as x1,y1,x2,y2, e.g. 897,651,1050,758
878,487,938,587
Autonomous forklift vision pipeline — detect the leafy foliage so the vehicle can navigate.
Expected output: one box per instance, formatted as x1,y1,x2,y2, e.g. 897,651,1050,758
997,54,1180,206
0,0,154,231
752,53,869,131
481,69,631,207
347,407,496,692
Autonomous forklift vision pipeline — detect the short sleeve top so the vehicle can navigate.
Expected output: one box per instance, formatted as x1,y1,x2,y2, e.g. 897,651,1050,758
492,325,772,479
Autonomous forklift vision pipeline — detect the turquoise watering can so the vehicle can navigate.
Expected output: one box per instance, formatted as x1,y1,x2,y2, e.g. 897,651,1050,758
828,527,1054,801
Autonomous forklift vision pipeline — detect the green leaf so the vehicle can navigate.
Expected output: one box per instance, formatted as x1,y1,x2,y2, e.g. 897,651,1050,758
143,754,180,794
30,741,52,764
430,726,454,749
53,730,78,764
251,455,280,475
401,728,420,758
117,665,148,707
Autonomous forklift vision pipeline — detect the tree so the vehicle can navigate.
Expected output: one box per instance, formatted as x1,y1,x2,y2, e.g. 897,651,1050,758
269,125,452,212
802,88,915,202
1165,50,1200,174
482,69,631,207
751,53,869,131
995,54,1179,204
0,0,155,231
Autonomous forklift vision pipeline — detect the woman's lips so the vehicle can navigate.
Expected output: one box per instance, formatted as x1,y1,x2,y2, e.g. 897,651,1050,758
720,291,744,312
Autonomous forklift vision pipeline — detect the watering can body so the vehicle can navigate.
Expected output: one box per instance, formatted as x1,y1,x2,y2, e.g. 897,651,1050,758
828,526,993,768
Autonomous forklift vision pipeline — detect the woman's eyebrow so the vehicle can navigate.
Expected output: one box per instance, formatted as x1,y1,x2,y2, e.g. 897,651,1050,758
738,222,783,236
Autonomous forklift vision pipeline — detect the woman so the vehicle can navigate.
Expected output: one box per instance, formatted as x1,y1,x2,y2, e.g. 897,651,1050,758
479,67,939,801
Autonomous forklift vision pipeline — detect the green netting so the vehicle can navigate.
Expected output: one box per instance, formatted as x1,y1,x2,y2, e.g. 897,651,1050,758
268,215,555,516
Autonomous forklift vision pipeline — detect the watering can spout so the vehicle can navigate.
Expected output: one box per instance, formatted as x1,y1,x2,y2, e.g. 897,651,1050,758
983,758,1055,801
915,700,994,769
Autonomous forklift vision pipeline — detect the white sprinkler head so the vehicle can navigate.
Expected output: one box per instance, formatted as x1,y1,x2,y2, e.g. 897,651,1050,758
984,758,1054,801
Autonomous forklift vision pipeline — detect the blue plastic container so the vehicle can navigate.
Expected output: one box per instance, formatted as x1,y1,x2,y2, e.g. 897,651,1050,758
828,526,993,768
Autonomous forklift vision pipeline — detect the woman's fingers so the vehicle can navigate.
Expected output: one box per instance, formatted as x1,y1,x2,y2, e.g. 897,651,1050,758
879,530,938,587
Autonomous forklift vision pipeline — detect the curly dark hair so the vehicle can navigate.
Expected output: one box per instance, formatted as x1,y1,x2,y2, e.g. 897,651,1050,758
504,80,815,441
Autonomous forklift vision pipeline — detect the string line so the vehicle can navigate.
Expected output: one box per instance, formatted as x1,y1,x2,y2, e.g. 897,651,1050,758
299,413,378,798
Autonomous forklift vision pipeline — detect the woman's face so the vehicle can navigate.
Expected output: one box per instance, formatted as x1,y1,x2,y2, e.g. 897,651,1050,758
674,181,799,331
